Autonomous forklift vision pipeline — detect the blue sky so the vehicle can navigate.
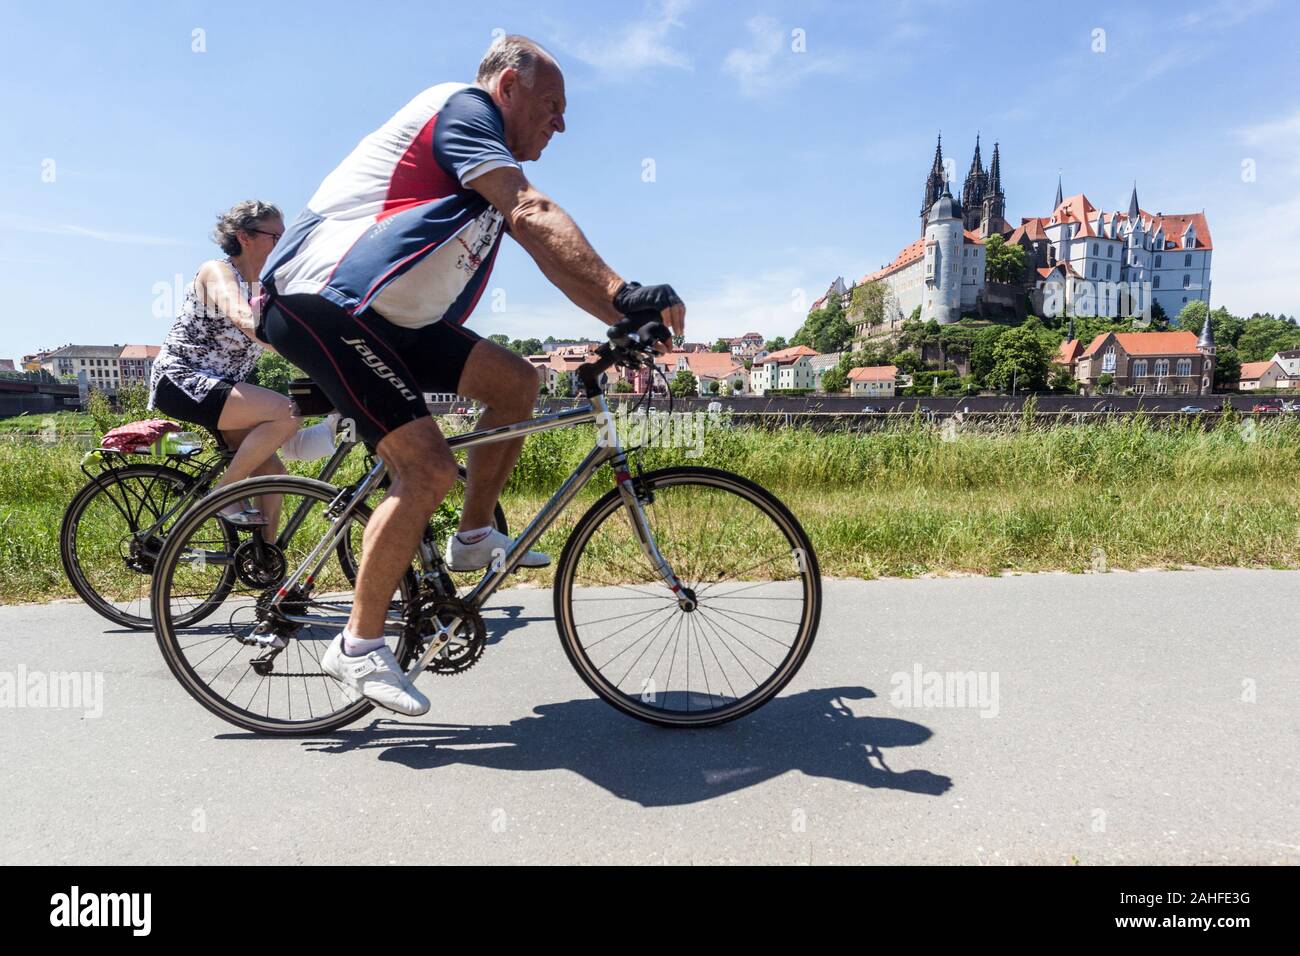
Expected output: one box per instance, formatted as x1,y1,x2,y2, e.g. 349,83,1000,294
2,0,1297,362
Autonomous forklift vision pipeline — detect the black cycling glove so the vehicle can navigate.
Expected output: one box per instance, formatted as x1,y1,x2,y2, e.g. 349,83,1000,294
612,281,682,316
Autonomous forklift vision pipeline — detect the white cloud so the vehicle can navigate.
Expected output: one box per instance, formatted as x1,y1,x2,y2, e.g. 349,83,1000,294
1179,0,1274,30
1211,107,1300,316
0,214,187,247
722,16,849,98
558,0,692,75
477,253,845,346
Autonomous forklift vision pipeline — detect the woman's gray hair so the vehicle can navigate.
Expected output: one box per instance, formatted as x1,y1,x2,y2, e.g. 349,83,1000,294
212,200,282,256
476,34,555,89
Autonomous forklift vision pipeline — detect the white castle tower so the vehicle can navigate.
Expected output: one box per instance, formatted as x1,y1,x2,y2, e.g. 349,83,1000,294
923,181,963,324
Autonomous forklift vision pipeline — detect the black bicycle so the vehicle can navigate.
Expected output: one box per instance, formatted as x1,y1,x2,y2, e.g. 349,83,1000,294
60,399,501,630
150,317,821,733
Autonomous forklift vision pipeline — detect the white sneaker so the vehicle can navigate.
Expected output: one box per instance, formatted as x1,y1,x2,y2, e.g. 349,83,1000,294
444,527,550,572
320,635,430,716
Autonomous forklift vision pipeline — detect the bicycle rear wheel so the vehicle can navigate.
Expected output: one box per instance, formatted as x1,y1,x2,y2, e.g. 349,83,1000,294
554,466,821,728
60,464,236,630
151,476,418,735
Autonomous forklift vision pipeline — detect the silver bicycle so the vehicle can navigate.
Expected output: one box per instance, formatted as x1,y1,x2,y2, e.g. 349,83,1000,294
149,318,821,734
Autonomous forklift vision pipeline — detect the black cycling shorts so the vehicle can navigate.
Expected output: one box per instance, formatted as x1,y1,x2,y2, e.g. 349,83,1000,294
260,293,483,446
152,374,234,442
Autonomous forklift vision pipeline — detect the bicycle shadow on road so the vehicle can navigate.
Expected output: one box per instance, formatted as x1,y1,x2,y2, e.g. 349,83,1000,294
296,686,952,806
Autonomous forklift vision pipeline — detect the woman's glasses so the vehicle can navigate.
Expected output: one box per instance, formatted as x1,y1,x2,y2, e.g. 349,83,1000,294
250,228,283,242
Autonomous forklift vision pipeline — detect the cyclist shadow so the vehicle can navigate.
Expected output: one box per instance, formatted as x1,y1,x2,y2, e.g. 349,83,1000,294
479,604,549,645
300,686,952,806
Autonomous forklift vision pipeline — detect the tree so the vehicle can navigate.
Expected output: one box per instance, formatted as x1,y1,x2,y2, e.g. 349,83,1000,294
613,379,633,393
848,280,894,330
969,325,1007,386
791,292,854,353
253,352,299,394
1097,373,1115,393
552,376,572,398
707,378,720,394
1236,315,1300,362
765,336,787,352
820,365,848,393
669,369,697,397
983,234,1026,283
987,324,1051,391
712,338,731,353
1213,346,1242,390
510,337,543,356
1048,363,1077,392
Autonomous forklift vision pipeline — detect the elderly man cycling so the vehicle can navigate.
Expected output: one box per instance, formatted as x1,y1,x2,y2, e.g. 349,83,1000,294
258,35,684,716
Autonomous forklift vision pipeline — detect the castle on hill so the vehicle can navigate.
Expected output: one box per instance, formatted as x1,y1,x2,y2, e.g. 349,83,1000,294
813,135,1213,329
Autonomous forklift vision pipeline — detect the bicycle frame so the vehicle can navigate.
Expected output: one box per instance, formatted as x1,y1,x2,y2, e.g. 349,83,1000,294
263,392,693,667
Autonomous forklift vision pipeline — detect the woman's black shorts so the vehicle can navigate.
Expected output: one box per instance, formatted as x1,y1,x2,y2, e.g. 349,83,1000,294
260,293,483,446
152,374,233,441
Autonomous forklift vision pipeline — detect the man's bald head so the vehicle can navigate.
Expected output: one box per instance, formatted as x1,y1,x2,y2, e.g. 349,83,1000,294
476,34,559,89
476,34,566,162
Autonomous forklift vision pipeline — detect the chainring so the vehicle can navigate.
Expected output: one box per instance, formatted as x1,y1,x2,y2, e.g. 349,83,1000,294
233,539,287,589
405,595,487,676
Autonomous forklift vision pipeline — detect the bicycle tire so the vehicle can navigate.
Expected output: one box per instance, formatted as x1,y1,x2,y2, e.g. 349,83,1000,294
554,466,821,728
60,463,236,630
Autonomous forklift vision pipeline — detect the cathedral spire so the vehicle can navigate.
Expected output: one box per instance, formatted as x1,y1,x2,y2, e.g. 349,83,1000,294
921,133,946,235
962,135,988,231
980,141,1007,238
1054,173,1063,210
1127,182,1140,220
1197,291,1216,353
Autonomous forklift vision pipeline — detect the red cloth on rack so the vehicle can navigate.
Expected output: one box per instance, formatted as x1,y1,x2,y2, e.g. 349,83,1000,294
99,419,181,453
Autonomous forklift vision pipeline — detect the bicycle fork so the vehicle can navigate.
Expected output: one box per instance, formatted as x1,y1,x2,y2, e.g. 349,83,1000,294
611,456,695,611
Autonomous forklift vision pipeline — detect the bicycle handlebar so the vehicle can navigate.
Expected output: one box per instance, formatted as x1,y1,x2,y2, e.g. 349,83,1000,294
576,312,671,397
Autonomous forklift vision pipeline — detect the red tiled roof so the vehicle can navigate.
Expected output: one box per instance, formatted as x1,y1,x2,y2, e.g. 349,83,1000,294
1081,331,1200,359
1037,261,1081,279
680,352,743,377
860,237,926,284
1009,218,1049,243
962,230,985,245
119,344,160,359
847,364,897,382
1238,360,1278,380
1147,211,1213,251
1055,339,1083,365
759,345,818,365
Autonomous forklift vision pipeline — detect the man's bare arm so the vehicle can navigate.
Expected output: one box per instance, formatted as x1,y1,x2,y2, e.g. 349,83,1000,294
469,166,625,324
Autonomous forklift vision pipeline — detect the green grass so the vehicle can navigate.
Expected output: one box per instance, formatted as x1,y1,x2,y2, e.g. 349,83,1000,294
1,413,1298,603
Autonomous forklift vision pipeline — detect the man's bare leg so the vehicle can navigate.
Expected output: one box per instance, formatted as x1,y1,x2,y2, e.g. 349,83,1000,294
454,340,542,532
348,417,458,638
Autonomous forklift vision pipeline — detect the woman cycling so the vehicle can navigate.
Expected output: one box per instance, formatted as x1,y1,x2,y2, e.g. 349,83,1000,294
149,200,301,531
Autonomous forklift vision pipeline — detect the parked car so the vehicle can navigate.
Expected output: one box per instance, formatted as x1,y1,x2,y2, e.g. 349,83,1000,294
1177,405,1203,413
1252,400,1282,413
860,405,879,413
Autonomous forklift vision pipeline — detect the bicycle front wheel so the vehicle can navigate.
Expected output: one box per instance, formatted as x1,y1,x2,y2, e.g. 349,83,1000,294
554,466,821,728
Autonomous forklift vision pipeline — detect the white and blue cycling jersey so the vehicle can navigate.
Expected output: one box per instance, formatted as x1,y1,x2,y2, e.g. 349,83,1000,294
262,82,520,329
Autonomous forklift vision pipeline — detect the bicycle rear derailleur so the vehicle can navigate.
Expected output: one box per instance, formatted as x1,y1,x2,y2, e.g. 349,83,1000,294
405,594,487,676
